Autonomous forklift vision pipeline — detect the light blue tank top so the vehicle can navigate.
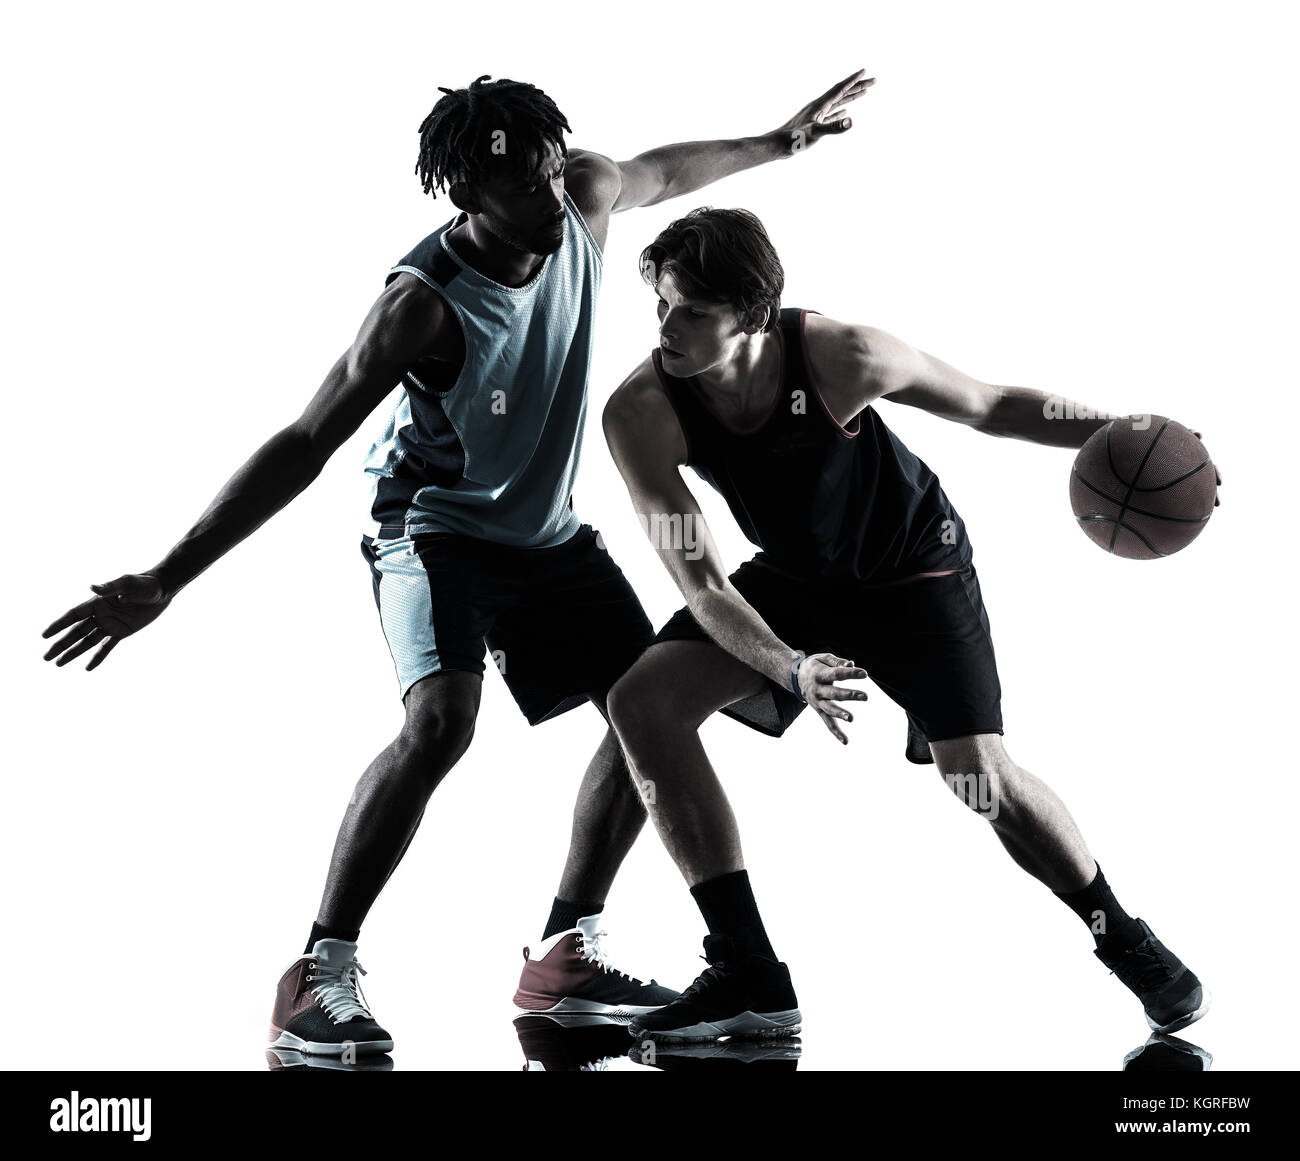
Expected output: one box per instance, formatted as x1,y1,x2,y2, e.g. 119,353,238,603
362,190,601,547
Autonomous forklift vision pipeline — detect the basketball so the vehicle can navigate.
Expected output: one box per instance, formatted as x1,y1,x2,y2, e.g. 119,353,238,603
1070,416,1218,559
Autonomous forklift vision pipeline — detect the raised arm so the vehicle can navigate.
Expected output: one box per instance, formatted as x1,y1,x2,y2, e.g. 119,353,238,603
603,363,867,743
42,274,449,669
565,69,872,236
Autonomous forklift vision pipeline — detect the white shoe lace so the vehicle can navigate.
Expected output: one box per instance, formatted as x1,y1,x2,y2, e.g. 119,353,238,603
306,957,374,1024
577,927,644,985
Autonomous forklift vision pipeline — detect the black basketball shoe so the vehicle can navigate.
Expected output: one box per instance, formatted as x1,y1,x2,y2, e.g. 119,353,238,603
1095,918,1209,1034
628,934,801,1042
268,939,393,1056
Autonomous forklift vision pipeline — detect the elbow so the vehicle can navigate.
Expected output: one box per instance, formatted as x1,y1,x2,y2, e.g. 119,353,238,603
278,424,332,481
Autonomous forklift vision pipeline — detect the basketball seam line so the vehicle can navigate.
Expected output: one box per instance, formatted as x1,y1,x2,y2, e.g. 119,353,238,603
1077,515,1165,557
1071,471,1213,522
1108,419,1171,552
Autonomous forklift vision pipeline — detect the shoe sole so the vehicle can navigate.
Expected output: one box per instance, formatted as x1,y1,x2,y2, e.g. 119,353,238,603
628,1008,802,1043
1147,988,1211,1036
514,997,668,1018
268,1029,394,1056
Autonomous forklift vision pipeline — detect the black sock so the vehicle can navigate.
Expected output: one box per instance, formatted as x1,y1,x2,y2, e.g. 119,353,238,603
1053,863,1145,950
690,869,777,959
542,896,604,940
304,921,361,955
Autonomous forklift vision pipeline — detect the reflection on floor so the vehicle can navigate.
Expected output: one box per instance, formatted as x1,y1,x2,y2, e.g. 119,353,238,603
515,1013,801,1071
259,1019,1212,1071
1122,1034,1213,1072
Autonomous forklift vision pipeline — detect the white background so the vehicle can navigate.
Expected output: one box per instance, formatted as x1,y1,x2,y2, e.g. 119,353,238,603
4,1,1296,1071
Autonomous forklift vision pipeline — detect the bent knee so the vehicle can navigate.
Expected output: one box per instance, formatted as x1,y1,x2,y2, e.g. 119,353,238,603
401,678,479,761
608,666,690,757
933,738,1019,819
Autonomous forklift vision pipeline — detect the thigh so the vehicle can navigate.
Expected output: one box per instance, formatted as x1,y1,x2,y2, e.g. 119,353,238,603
616,638,768,729
364,534,498,700
488,524,656,722
851,565,1004,751
648,557,819,738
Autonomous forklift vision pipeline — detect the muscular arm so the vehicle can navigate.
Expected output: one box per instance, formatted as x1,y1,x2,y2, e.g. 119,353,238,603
43,275,449,668
803,314,1122,449
152,276,446,594
566,69,872,237
603,366,800,685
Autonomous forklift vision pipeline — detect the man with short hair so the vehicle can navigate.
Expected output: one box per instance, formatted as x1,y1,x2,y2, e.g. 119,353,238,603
41,73,872,1057
603,206,1216,1043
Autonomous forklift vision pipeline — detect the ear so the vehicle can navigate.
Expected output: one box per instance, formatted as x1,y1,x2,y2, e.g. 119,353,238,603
742,304,770,335
447,181,479,215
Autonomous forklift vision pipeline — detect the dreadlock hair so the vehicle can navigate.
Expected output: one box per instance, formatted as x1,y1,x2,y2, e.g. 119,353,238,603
415,75,571,199
640,207,784,332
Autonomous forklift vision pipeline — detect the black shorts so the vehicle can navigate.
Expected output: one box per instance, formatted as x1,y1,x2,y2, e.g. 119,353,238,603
362,523,654,724
652,557,1004,764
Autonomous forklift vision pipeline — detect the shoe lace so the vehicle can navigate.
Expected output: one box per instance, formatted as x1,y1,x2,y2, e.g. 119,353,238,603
306,957,374,1024
1108,941,1175,992
677,957,729,1003
577,928,644,985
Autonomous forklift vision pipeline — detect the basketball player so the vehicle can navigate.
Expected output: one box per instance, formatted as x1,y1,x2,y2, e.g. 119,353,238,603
40,73,872,1056
603,207,1219,1042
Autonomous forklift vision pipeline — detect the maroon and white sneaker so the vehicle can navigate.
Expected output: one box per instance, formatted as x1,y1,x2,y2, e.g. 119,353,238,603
268,939,393,1057
513,915,679,1018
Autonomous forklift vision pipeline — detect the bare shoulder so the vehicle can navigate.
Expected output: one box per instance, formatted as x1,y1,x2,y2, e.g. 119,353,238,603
370,271,461,363
564,149,620,244
603,357,687,467
803,312,920,399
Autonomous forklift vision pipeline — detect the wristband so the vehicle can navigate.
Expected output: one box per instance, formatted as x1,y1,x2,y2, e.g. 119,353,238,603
789,650,807,702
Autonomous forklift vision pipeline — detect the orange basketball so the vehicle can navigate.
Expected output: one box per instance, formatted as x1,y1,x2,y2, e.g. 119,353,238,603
1070,416,1217,559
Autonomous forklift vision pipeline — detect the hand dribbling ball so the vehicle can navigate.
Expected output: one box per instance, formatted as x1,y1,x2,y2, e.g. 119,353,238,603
1070,416,1217,559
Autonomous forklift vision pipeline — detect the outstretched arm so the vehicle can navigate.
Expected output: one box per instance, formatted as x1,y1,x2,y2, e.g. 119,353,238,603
802,315,1224,498
42,275,448,669
566,69,872,232
603,364,867,743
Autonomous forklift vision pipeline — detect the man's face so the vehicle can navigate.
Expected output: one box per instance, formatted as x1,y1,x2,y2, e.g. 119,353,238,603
472,141,567,256
655,270,755,377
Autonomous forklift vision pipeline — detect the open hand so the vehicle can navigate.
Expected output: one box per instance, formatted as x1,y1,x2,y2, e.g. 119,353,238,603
42,574,171,670
797,652,869,744
775,68,875,153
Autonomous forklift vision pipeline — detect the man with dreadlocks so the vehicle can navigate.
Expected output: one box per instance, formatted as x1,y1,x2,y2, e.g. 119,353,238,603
42,70,871,1058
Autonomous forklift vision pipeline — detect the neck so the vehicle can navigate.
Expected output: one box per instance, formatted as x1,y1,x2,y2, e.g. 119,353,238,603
693,329,781,420
447,216,545,288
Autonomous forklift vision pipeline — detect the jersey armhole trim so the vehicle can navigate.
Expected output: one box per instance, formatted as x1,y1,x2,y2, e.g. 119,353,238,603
386,266,468,399
563,191,604,268
799,308,861,440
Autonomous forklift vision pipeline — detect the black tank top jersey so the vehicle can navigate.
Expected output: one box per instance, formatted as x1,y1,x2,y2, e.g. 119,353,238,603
652,308,972,586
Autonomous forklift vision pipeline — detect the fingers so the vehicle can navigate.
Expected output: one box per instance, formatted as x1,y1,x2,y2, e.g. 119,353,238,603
816,708,849,745
1192,435,1224,504
810,117,853,139
827,684,869,700
43,597,98,638
85,637,120,671
43,619,96,661
831,68,871,99
819,666,867,682
56,627,106,667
